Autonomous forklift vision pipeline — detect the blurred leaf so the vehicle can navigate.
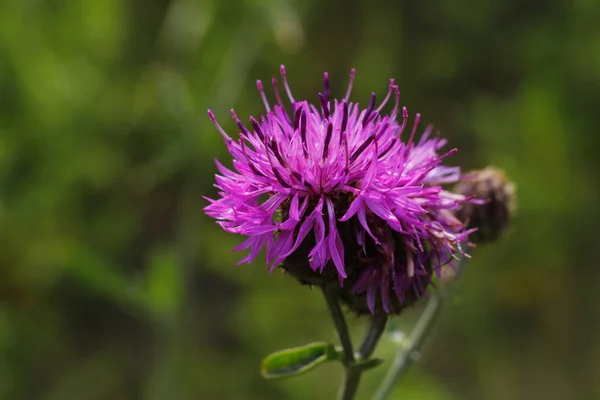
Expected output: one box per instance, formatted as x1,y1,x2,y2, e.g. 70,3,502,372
261,342,339,380
66,244,148,311
147,246,183,316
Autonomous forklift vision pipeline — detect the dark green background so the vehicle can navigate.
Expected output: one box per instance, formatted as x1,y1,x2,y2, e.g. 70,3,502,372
1,0,598,399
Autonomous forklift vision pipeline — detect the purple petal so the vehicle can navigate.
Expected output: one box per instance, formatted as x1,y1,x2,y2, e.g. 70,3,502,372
326,198,346,279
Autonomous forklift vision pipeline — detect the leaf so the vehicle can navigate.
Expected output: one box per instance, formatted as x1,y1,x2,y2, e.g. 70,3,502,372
261,342,339,380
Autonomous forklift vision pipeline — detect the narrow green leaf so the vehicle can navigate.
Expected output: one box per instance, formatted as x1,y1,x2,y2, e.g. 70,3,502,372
261,342,338,380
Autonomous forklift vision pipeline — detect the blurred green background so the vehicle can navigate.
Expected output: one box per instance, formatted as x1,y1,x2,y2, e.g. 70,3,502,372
1,0,599,399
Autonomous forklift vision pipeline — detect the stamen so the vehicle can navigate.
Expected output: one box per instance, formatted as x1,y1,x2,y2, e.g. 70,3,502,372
339,101,348,146
272,167,291,188
373,130,379,155
263,134,291,188
407,113,420,146
344,68,356,102
375,79,395,113
375,121,390,141
377,137,397,159
280,65,296,104
362,93,376,128
249,116,265,141
240,140,266,177
336,101,350,171
318,93,330,118
322,121,333,160
269,138,287,167
256,80,270,113
419,126,435,144
323,72,331,103
350,134,375,163
247,161,266,178
391,85,400,119
300,109,308,158
207,110,233,143
271,76,285,109
439,148,458,160
293,106,302,131
291,170,303,183
399,107,408,134
230,109,249,136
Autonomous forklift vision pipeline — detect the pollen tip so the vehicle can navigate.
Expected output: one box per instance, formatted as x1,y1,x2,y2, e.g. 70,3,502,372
207,109,216,122
256,80,263,91
280,64,286,75
446,148,458,157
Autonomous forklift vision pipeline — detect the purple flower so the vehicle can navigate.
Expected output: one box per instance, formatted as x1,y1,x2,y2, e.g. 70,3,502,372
204,66,474,314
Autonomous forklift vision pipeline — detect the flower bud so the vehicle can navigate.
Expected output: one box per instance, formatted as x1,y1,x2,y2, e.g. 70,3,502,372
454,166,516,244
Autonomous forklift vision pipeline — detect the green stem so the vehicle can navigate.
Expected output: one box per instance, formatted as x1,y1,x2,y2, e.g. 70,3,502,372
341,314,388,400
322,287,389,400
372,293,443,400
373,258,468,400
322,286,355,366
359,313,388,358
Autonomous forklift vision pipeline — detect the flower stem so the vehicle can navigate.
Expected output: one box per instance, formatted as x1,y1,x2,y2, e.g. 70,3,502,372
341,314,388,400
359,313,388,358
321,287,389,400
373,258,468,400
322,286,355,366
372,292,443,400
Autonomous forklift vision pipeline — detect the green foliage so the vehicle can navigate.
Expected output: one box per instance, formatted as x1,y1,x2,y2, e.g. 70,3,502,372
261,342,384,381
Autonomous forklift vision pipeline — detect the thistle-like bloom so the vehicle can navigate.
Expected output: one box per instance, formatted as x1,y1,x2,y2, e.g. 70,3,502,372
204,66,474,314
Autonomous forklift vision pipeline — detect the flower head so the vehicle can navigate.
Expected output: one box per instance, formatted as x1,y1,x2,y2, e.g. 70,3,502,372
204,66,474,314
454,166,516,244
